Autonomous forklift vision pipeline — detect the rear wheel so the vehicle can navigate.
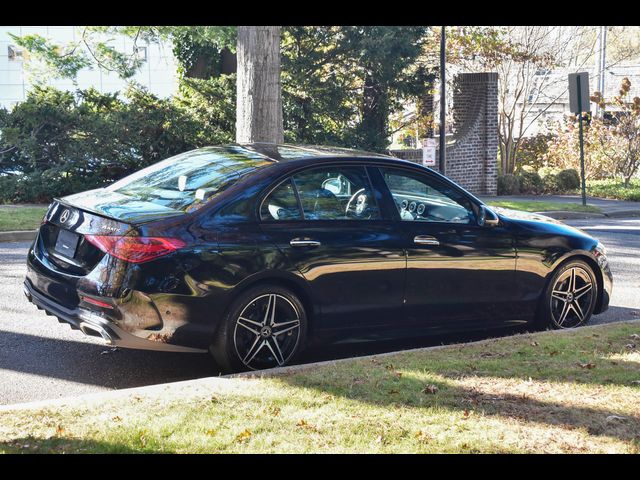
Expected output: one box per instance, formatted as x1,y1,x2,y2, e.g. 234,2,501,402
536,259,597,330
211,284,307,373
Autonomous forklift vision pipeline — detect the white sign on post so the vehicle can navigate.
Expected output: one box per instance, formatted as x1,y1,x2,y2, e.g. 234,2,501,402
568,72,590,114
422,138,437,166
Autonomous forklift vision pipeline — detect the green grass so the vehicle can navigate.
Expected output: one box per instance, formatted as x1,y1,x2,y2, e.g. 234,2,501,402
488,200,602,213
1,322,639,453
587,179,640,202
0,206,47,232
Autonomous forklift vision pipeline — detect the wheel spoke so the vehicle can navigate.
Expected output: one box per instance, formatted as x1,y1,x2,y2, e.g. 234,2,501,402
569,268,577,292
243,337,266,365
237,317,261,335
572,301,585,322
273,323,300,337
552,290,569,301
557,301,571,326
574,283,593,300
272,318,300,335
265,336,285,365
263,294,278,326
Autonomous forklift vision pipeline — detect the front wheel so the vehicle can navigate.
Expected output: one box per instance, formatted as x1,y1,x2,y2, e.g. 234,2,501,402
210,284,307,373
536,259,598,330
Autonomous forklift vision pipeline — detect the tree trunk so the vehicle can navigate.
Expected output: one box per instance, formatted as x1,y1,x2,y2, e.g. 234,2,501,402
235,26,284,144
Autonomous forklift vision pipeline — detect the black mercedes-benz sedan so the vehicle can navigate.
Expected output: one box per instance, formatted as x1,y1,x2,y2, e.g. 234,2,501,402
24,144,612,372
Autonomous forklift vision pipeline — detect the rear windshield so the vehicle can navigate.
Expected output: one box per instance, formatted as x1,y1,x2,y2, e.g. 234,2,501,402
106,148,272,212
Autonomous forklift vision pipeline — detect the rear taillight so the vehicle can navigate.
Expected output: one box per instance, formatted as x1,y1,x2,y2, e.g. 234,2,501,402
84,235,186,264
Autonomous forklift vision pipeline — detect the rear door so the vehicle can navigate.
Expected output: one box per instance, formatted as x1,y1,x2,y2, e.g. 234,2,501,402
258,164,406,332
373,166,518,331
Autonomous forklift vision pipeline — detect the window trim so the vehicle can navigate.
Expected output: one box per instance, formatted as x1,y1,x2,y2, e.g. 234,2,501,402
376,165,480,225
258,162,383,223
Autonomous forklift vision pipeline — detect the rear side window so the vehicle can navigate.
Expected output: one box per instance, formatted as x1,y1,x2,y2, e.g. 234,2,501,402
260,165,381,221
292,166,380,220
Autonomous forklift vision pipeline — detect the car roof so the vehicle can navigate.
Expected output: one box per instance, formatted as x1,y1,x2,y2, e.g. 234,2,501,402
193,143,397,163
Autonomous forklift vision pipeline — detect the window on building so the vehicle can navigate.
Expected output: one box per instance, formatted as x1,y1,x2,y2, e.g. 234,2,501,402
8,45,23,61
134,46,147,62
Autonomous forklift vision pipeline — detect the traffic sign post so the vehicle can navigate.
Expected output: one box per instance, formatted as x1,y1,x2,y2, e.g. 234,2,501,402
568,72,590,206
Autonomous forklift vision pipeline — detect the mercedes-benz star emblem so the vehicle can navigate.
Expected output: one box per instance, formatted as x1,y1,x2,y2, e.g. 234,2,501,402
59,209,70,223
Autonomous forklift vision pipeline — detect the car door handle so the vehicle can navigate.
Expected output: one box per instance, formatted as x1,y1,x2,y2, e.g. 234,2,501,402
414,235,440,246
290,238,322,248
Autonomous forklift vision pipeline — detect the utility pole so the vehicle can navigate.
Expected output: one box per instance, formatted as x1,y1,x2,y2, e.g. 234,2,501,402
438,26,446,174
595,26,607,118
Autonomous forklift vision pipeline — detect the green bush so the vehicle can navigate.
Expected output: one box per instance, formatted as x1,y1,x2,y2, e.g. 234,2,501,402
497,174,520,195
515,166,544,194
587,178,640,201
0,82,236,203
557,168,581,192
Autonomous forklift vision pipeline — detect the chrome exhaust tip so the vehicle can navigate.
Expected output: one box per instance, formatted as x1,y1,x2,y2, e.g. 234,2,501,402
78,322,114,345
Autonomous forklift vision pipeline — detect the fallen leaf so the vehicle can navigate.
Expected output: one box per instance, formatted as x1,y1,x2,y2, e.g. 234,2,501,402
55,425,65,437
235,429,252,442
394,371,403,378
530,341,539,347
388,389,400,395
268,406,281,416
463,410,472,418
577,362,596,369
422,385,439,395
205,429,217,436
549,350,559,356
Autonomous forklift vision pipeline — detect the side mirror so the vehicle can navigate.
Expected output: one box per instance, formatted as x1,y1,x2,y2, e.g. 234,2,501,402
477,205,500,227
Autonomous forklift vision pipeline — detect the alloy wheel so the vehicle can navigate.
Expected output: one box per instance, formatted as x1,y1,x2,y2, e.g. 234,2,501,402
549,266,595,328
233,293,302,370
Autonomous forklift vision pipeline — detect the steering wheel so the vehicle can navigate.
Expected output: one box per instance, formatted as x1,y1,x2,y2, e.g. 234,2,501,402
345,188,370,218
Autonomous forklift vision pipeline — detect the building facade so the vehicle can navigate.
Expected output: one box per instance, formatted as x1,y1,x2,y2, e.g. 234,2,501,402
0,26,179,110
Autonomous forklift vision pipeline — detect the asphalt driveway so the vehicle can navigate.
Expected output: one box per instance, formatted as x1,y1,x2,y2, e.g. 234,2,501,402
1,217,639,405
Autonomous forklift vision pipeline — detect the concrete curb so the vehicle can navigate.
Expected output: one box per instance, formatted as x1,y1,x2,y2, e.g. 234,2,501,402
535,211,607,220
530,209,640,220
0,230,37,243
1,318,639,413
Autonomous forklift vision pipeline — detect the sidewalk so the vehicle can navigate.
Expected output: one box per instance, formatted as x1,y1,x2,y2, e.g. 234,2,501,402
481,194,640,219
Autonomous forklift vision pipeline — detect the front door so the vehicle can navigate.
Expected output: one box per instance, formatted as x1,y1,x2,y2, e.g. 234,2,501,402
374,166,518,331
259,165,406,332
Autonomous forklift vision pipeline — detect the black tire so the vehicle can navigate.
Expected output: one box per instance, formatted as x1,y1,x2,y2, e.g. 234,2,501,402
210,284,307,373
535,259,598,330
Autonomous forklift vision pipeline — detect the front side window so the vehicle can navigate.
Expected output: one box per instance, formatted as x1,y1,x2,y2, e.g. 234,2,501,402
292,166,380,220
380,167,475,224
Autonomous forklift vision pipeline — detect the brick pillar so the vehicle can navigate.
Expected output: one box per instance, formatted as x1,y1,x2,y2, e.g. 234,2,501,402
445,72,499,195
388,72,499,196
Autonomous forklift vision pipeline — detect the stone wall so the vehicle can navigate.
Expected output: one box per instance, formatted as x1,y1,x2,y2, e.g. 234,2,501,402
389,72,499,196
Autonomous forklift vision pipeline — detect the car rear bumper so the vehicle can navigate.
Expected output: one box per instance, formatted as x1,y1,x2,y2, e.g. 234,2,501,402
23,279,206,353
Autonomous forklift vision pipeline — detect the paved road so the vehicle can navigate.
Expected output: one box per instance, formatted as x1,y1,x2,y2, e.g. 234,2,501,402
1,217,639,405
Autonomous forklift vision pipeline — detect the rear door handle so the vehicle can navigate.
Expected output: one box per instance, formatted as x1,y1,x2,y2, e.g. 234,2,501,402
290,238,321,248
413,235,440,246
